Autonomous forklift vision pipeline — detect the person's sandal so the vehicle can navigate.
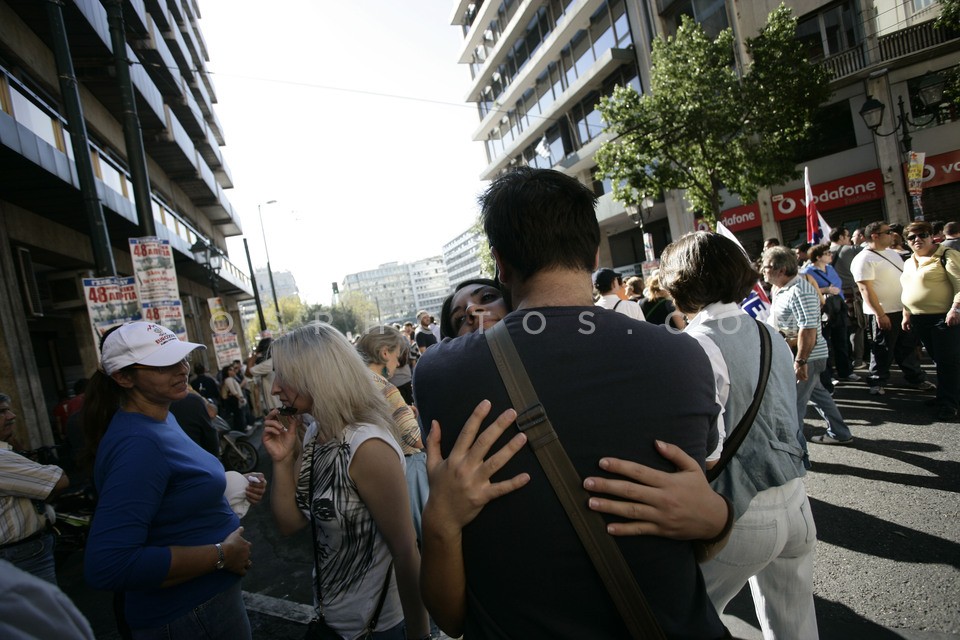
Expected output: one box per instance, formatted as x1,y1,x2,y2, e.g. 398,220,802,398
810,434,853,445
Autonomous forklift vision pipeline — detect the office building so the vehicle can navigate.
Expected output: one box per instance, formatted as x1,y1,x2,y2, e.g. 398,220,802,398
0,0,252,445
342,256,450,325
443,225,491,286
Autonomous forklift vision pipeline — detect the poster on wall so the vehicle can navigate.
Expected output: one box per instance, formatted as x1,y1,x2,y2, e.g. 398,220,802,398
206,297,234,334
141,300,187,340
212,332,242,369
907,151,926,196
82,275,141,348
129,237,180,302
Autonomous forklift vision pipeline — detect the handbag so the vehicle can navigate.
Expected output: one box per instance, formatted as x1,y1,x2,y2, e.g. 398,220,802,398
304,440,393,640
705,319,772,482
484,322,667,640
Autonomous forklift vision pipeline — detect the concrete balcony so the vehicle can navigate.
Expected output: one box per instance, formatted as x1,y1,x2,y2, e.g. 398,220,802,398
456,0,508,64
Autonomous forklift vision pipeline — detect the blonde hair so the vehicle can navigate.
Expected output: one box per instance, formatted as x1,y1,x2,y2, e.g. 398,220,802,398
646,273,667,298
356,326,406,366
271,323,399,445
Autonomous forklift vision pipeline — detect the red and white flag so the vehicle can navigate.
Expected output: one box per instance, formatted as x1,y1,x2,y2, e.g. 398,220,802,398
805,166,831,244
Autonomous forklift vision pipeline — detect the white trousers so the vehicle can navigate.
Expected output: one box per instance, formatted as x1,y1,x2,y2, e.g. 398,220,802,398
700,478,819,640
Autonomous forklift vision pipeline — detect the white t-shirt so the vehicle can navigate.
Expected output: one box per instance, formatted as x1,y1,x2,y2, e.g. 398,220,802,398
850,248,905,315
595,294,646,321
297,420,405,638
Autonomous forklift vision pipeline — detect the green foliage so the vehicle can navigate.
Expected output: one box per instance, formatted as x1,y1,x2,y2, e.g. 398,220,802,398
595,5,831,221
470,215,496,279
935,0,960,108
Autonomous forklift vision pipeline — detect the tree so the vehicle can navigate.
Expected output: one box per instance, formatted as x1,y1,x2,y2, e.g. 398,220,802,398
242,295,308,347
470,215,496,280
935,0,960,109
595,6,831,222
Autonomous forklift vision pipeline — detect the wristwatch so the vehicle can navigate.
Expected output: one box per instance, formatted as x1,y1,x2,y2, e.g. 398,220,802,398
794,358,807,366
214,543,225,570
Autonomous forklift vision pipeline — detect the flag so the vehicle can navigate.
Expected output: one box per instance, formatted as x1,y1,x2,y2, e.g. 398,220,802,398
717,221,771,322
805,166,831,244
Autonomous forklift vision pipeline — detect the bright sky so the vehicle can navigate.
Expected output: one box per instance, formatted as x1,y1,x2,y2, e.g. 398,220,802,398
201,0,489,305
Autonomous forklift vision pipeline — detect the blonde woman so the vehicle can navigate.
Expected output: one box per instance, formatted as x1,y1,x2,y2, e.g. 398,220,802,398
262,324,429,640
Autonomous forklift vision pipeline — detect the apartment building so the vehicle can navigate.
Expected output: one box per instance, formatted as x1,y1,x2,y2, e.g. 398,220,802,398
443,225,491,287
452,0,960,264
0,0,251,445
342,257,450,325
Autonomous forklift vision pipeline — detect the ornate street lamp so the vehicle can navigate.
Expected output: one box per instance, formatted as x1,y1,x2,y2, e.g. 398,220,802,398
190,239,223,296
859,72,946,153
625,196,656,230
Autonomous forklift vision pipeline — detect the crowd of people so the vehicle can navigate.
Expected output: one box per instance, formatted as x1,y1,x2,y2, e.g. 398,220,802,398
2,167,957,640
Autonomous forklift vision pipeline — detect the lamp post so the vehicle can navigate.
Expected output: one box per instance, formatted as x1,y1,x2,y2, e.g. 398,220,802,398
257,199,283,332
190,239,223,296
859,72,946,220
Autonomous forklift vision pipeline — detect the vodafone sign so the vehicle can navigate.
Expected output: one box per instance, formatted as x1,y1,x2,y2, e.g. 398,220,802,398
772,169,884,221
718,203,761,232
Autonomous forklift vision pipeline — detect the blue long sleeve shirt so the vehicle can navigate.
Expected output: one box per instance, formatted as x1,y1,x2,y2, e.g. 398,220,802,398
84,411,240,629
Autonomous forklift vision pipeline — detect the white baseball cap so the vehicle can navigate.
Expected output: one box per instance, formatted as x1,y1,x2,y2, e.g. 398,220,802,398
101,322,204,375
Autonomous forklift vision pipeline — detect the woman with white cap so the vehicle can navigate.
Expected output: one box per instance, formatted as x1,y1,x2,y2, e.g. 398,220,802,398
82,321,254,640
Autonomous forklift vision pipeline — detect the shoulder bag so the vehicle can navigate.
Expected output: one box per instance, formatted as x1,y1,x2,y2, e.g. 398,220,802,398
484,321,667,640
304,441,393,640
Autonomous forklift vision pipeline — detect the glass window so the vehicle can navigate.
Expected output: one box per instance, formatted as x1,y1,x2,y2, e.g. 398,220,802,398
796,14,825,62
571,30,594,80
9,87,58,149
614,9,631,48
795,100,857,162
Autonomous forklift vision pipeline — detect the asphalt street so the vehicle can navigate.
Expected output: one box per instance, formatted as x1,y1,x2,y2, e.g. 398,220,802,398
57,362,958,639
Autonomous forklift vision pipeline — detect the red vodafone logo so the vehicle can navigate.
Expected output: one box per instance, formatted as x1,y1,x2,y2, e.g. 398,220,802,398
772,169,884,221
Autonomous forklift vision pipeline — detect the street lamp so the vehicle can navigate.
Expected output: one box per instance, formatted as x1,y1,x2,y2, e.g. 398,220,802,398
624,196,655,230
257,199,283,332
859,72,946,153
190,238,222,296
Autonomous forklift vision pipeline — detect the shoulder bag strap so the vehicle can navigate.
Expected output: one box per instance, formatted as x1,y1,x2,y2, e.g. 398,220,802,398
363,561,393,636
868,249,904,272
613,299,622,310
484,322,666,640
706,319,773,482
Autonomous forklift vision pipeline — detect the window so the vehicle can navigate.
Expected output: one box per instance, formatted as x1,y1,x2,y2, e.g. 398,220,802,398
9,85,58,149
663,0,729,39
796,2,858,61
795,100,857,162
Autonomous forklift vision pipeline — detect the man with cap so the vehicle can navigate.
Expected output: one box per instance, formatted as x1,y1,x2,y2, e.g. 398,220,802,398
0,392,70,584
415,310,439,353
593,267,646,321
83,322,255,639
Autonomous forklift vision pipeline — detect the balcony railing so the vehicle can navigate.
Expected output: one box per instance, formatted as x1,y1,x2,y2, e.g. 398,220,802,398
822,19,959,81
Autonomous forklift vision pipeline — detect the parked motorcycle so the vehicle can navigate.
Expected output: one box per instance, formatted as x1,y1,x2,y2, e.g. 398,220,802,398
211,416,259,474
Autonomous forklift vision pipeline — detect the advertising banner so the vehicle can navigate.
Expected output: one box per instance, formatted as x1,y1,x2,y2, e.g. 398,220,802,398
213,332,242,369
129,237,180,302
772,169,884,221
717,203,761,232
907,151,926,196
207,297,234,334
82,275,141,345
141,300,187,340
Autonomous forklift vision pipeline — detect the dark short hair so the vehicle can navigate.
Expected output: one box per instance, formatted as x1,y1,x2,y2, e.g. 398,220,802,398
864,221,887,239
904,221,933,237
659,232,759,315
593,268,620,294
439,278,504,339
764,246,798,277
931,220,945,234
944,221,960,237
828,227,848,243
795,242,811,253
808,244,831,262
764,237,780,247
480,168,599,282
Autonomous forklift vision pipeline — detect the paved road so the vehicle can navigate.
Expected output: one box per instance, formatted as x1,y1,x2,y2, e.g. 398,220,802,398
59,364,958,639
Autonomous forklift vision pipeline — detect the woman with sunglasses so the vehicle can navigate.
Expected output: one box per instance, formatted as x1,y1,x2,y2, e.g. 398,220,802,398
901,221,960,421
82,322,254,639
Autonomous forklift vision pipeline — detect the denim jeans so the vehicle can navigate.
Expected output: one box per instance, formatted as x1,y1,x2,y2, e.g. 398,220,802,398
797,358,852,441
868,311,925,386
131,581,251,640
0,531,57,584
405,451,429,544
701,478,818,640
911,314,960,410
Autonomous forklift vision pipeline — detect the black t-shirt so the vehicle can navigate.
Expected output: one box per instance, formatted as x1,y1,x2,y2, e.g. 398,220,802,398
415,329,438,350
170,394,220,459
191,374,221,404
641,296,678,326
414,307,725,639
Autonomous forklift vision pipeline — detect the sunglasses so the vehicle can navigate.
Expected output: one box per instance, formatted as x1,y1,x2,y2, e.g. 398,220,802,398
906,233,931,241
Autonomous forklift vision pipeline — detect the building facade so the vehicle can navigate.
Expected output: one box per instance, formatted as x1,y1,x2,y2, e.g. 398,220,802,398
0,0,252,446
443,225,491,286
342,257,450,326
451,0,960,265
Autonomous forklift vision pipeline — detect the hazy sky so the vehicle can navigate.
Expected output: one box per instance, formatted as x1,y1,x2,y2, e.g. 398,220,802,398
201,0,489,304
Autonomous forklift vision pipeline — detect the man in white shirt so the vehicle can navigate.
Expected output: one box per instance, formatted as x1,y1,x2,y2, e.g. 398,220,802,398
850,221,932,395
593,268,646,321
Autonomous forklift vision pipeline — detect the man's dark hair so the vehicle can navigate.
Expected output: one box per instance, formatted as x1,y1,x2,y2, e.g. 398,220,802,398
795,242,811,254
828,227,848,243
660,232,758,315
480,168,599,282
931,220,945,234
944,221,960,237
864,221,887,239
764,237,780,247
904,221,933,237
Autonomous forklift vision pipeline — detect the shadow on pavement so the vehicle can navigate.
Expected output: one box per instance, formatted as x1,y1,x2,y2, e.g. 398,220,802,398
808,497,960,569
808,437,959,493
